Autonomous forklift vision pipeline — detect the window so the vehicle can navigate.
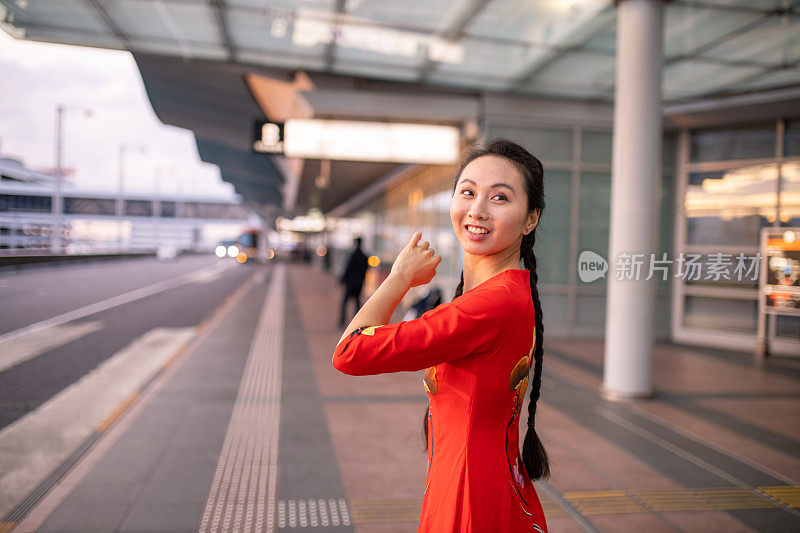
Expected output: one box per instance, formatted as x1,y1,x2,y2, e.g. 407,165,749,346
690,123,775,162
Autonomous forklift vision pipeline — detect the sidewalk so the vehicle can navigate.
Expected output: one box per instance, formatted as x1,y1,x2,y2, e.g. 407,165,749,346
6,261,799,532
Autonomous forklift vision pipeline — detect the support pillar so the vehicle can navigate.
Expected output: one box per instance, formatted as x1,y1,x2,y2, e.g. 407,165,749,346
603,0,664,399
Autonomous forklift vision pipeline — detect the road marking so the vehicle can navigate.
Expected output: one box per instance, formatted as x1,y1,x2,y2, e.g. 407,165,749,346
193,267,226,284
0,262,233,345
200,262,286,533
9,267,265,533
0,321,103,373
0,327,194,519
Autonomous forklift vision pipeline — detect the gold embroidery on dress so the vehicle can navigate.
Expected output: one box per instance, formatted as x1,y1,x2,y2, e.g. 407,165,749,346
361,325,380,336
509,331,536,411
423,366,438,395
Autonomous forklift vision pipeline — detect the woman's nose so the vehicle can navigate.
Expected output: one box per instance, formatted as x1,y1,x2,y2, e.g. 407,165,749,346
468,202,489,220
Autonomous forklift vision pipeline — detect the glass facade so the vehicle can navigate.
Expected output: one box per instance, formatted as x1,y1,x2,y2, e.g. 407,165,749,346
676,119,800,352
327,119,796,350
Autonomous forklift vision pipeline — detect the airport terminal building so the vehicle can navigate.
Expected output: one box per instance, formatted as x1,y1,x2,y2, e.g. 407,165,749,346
1,0,798,365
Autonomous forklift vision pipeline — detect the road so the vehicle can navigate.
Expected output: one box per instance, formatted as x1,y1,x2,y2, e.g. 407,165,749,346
0,255,257,430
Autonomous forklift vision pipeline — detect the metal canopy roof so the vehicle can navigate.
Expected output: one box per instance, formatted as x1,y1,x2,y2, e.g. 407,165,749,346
2,0,799,213
1,0,798,102
133,53,285,208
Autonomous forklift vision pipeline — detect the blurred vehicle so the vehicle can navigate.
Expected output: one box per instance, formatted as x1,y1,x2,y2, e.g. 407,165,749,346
214,229,266,263
237,229,259,260
214,239,236,258
156,245,178,261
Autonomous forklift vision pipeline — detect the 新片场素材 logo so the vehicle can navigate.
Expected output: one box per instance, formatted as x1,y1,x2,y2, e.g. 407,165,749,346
578,251,608,282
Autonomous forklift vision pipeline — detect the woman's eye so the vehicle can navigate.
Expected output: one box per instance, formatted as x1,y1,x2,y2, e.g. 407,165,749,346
460,189,507,201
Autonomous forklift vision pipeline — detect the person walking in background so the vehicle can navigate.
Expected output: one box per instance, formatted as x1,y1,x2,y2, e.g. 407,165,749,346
339,236,369,328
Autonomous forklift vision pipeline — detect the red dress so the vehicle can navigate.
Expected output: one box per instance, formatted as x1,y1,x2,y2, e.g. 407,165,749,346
333,268,548,533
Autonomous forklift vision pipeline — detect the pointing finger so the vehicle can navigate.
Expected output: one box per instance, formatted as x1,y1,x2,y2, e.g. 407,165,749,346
407,231,421,248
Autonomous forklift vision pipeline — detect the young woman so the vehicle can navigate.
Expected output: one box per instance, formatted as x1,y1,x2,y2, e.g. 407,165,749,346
333,139,549,532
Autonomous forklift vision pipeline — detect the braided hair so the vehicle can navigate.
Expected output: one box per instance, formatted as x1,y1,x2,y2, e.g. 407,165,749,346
422,138,550,480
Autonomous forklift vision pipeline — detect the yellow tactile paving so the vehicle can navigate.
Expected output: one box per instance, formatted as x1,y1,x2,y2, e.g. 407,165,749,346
539,493,567,518
347,495,568,524
349,499,421,524
339,487,799,523
758,485,800,508
692,487,781,510
562,490,648,515
629,489,717,511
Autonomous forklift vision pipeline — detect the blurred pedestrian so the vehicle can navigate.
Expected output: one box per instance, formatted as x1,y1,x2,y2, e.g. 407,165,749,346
339,236,369,328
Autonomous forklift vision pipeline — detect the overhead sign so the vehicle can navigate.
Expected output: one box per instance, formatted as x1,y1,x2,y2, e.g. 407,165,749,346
254,118,460,164
253,118,461,164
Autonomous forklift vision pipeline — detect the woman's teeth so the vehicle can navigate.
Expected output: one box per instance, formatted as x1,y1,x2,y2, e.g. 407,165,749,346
467,225,489,234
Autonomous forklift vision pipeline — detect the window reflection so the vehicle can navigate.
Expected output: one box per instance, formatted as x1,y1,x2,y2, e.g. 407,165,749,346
780,161,800,225
685,163,779,245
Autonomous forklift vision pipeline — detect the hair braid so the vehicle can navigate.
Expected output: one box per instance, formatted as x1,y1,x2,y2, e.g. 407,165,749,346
520,232,550,479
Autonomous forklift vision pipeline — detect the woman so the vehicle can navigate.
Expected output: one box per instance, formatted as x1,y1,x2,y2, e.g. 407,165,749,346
333,139,549,532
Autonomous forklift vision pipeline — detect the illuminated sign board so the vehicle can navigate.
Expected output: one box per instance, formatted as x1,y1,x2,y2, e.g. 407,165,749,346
764,231,800,311
756,227,800,358
254,118,460,164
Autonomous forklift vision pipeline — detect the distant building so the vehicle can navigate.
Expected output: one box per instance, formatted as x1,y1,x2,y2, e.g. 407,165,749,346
0,156,259,253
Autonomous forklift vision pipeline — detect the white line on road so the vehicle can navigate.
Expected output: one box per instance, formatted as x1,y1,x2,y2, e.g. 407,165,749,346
0,262,235,345
0,321,103,373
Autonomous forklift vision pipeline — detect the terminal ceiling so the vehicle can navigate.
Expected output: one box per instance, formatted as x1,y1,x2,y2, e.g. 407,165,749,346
1,0,798,214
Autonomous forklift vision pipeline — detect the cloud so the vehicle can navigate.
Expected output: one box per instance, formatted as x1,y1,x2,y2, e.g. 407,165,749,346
0,31,235,198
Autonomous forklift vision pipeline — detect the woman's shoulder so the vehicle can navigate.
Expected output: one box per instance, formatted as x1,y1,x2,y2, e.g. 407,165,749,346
457,270,531,308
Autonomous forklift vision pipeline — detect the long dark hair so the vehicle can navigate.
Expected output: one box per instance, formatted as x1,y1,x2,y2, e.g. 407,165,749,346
421,138,550,480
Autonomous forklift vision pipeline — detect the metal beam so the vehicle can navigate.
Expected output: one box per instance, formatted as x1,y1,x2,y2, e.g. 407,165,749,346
509,10,615,91
209,0,235,62
323,0,347,72
416,0,493,82
86,0,132,49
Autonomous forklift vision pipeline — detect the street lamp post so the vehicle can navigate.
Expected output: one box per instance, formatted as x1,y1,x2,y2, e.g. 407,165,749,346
153,166,176,251
117,143,146,251
52,104,92,253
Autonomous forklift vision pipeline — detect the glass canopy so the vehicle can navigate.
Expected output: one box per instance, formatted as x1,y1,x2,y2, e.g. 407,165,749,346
0,0,797,102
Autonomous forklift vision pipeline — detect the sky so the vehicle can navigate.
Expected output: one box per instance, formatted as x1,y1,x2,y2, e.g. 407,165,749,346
0,30,236,199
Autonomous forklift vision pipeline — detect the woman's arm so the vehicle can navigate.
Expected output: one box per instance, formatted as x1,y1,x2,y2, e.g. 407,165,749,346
337,231,441,345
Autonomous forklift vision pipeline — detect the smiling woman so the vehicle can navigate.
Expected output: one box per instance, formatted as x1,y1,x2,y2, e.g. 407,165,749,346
333,138,549,532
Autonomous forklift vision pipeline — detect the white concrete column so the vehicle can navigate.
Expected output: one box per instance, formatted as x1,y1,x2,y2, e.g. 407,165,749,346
603,0,664,398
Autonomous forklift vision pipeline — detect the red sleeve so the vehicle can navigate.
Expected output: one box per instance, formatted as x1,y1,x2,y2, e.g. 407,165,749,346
332,284,516,376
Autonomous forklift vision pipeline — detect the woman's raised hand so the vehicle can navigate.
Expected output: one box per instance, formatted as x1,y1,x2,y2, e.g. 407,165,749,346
391,231,442,288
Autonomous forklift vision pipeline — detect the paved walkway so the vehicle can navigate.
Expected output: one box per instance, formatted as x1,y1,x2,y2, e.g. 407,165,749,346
4,260,800,532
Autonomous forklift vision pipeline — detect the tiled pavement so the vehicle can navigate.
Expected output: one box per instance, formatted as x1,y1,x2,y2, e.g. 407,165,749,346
6,260,800,532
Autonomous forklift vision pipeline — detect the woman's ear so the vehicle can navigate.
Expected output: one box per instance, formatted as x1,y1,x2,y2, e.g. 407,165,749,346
524,209,540,235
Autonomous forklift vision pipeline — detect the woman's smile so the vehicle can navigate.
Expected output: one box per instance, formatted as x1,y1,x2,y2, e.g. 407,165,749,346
465,224,491,241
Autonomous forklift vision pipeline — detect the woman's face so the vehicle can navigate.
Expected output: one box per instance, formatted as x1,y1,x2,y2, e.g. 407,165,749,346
450,155,538,257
